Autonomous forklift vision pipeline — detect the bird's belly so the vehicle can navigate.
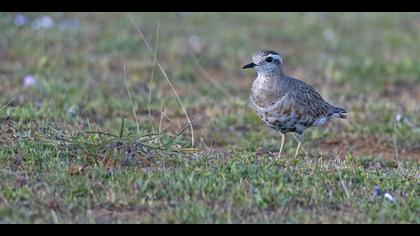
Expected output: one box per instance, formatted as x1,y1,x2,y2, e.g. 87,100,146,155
252,105,312,134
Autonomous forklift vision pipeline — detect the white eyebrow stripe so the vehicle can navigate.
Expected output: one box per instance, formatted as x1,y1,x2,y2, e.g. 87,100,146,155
268,54,283,63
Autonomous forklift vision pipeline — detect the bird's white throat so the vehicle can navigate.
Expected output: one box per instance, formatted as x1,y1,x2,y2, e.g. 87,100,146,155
253,74,278,89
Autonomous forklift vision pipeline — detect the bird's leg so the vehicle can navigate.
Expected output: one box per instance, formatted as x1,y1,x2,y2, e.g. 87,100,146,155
278,132,286,158
293,133,304,159
292,133,307,156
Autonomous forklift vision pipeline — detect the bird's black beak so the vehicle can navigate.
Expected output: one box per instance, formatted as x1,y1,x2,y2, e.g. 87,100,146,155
242,62,256,69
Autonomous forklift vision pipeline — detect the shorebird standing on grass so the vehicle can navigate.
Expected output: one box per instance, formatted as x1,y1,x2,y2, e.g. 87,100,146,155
242,50,347,158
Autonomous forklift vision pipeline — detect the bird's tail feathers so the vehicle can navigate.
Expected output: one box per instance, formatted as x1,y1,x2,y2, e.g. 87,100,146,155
331,106,347,119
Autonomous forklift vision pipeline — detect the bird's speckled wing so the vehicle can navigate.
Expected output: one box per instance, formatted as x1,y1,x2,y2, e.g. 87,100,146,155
285,76,333,121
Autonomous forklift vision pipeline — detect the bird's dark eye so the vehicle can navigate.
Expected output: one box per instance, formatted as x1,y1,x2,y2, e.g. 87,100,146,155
265,57,273,62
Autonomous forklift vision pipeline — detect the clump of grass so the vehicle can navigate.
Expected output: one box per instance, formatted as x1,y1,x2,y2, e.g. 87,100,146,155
129,14,195,148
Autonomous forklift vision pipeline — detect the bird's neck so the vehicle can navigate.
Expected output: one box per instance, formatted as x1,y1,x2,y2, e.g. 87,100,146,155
255,71,284,84
251,73,286,108
256,69,284,78
253,73,282,91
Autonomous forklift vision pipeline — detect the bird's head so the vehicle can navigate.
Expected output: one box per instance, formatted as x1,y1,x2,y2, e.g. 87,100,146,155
242,50,284,76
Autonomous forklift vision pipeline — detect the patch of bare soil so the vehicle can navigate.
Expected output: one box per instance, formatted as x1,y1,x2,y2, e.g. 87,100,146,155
90,204,151,223
316,135,420,160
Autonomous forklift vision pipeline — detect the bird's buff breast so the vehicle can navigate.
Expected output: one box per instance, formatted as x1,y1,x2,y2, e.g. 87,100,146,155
250,94,292,129
249,76,309,133
250,81,290,130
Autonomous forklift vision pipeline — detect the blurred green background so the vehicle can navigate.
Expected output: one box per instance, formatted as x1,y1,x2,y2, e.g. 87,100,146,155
0,12,419,223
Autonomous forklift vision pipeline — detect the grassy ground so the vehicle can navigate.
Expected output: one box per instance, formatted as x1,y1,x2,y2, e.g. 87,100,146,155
0,12,419,223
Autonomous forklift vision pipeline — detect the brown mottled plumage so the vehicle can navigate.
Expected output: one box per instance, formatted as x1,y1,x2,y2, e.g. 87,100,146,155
243,50,347,158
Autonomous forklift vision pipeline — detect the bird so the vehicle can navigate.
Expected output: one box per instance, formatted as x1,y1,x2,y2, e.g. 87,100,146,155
242,50,347,158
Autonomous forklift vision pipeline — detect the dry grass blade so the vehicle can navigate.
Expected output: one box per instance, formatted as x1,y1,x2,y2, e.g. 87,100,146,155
128,14,195,148
164,122,191,148
123,64,141,135
165,115,203,149
158,105,165,144
0,97,15,110
339,176,350,199
393,121,400,162
148,22,160,120
332,152,342,166
190,52,234,99
85,131,120,138
119,118,125,138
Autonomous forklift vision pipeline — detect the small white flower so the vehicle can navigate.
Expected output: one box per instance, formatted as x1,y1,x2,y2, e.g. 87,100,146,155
14,14,28,26
58,19,80,31
32,16,54,30
67,106,78,119
188,35,201,54
384,193,395,203
23,75,37,88
395,113,403,122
